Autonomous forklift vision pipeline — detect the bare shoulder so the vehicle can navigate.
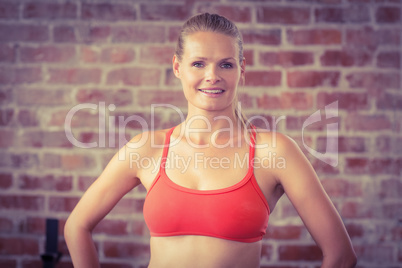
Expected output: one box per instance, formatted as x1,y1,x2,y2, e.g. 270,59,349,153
123,128,170,158
254,129,300,156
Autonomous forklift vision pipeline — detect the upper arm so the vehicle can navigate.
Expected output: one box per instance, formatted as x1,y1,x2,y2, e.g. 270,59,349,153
272,134,354,259
66,134,144,231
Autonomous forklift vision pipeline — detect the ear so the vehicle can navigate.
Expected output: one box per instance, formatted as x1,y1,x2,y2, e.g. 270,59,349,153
240,57,246,81
172,55,181,78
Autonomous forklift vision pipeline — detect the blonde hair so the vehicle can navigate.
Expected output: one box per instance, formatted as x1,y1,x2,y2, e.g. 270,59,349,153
175,13,251,138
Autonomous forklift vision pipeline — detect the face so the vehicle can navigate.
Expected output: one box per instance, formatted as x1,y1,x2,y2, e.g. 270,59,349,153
173,31,245,115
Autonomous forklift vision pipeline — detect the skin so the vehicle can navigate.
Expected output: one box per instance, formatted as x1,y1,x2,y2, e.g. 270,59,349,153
64,31,357,268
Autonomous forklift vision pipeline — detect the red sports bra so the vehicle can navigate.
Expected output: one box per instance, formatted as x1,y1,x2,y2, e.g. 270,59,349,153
143,127,270,243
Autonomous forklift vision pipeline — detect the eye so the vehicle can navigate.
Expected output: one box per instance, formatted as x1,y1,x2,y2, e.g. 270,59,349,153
192,62,204,68
220,62,233,69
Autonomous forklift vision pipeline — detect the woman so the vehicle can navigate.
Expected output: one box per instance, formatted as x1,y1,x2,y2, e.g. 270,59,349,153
64,13,357,268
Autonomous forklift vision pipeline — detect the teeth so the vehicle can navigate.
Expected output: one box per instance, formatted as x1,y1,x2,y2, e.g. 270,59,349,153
200,89,223,94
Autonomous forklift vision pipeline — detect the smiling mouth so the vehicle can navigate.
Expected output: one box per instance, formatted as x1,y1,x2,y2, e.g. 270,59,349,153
198,89,225,94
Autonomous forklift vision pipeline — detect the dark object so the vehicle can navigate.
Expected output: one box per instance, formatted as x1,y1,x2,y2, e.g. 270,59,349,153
41,218,62,268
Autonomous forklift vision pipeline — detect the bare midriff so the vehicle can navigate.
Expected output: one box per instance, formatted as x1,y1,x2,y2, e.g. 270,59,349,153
148,235,262,268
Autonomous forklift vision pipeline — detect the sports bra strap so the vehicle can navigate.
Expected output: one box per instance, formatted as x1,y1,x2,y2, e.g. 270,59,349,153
160,127,175,170
248,125,257,170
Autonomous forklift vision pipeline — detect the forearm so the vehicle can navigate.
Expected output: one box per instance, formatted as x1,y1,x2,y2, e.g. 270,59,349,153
321,251,357,268
65,224,100,268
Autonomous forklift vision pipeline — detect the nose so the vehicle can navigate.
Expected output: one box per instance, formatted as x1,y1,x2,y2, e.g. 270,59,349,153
205,66,221,84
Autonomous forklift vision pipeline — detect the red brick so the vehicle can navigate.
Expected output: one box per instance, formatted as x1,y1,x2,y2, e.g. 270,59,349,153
48,68,101,85
324,136,366,153
0,195,44,211
345,114,392,131
0,173,12,189
266,225,303,239
242,29,281,45
80,46,99,63
20,45,75,63
315,5,370,23
260,51,314,67
129,219,146,236
317,92,369,110
257,92,313,110
375,135,391,152
168,25,181,43
0,2,19,19
0,67,42,84
0,129,14,148
137,90,187,108
383,202,401,218
0,109,13,126
243,50,254,66
0,44,16,62
0,88,12,104
107,67,161,86
48,196,79,212
369,158,401,175
139,46,175,64
18,174,72,191
260,244,273,261
0,153,39,169
320,49,372,66
53,26,76,43
140,4,189,21
101,47,135,63
103,241,150,258
245,71,281,87
354,244,395,262
321,178,362,197
93,219,129,235
0,260,16,268
0,24,48,42
16,89,71,106
310,158,340,175
0,237,39,255
345,223,364,238
346,72,400,89
377,51,400,69
286,115,326,131
379,178,402,199
48,109,99,128
20,130,73,148
197,5,251,23
346,27,400,51
76,88,133,106
82,26,111,43
375,6,401,23
82,3,136,21
18,109,39,127
112,25,165,43
287,71,340,88
257,6,310,24
344,157,369,174
287,29,341,45
61,154,96,170
278,245,322,261
23,2,76,19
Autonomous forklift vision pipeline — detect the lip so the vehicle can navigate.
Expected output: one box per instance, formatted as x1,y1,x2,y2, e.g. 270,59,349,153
198,87,225,98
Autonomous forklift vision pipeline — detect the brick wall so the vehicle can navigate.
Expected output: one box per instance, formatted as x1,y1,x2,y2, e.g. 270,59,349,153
0,0,401,267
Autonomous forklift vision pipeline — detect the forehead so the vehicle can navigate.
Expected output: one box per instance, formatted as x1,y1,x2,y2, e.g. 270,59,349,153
183,31,239,60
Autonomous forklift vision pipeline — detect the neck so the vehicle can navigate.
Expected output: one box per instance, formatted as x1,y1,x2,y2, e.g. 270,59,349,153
178,107,243,146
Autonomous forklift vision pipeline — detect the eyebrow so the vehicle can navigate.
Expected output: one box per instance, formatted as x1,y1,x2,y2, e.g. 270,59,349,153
190,57,236,61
